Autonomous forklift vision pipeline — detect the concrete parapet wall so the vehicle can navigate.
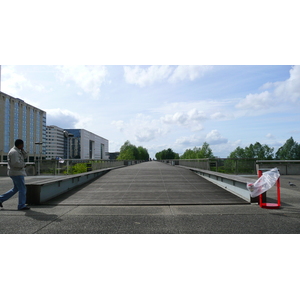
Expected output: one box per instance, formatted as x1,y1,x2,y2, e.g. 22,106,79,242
179,166,255,203
0,163,36,176
26,166,124,205
256,160,300,175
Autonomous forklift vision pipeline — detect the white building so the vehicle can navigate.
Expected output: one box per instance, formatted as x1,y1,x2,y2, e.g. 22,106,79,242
64,129,109,160
46,125,65,159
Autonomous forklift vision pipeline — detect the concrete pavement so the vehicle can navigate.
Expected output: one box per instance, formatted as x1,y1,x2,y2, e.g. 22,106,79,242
1,161,300,234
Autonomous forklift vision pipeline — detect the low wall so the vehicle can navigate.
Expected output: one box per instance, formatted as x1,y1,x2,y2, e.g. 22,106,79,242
0,160,145,176
26,166,124,205
0,163,36,176
256,160,300,175
179,166,256,203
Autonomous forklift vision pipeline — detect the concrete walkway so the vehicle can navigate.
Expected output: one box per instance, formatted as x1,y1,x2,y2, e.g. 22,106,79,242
46,161,248,206
1,161,300,234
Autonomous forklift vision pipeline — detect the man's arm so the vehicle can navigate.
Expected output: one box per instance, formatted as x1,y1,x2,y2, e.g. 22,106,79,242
21,149,28,160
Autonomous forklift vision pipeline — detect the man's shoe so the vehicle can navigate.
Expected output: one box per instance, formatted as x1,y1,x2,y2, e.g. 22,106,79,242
19,206,30,210
0,202,3,208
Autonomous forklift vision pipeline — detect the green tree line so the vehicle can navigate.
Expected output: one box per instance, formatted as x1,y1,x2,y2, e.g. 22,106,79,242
228,137,300,160
117,140,150,161
155,148,179,160
180,142,215,159
155,142,214,160
154,137,300,161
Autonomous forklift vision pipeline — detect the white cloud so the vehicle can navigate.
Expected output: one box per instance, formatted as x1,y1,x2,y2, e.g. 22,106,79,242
236,91,272,110
175,135,203,147
168,65,213,83
259,81,280,90
273,65,300,102
210,111,233,120
123,65,213,87
161,108,207,131
56,65,107,98
112,114,168,143
205,130,228,145
211,139,242,158
46,108,91,129
135,128,157,143
1,65,45,96
266,133,275,139
111,120,125,132
237,65,300,110
123,65,172,87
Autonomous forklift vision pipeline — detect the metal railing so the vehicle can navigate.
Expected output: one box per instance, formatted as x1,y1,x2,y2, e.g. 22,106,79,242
41,159,146,175
0,159,146,176
159,158,259,175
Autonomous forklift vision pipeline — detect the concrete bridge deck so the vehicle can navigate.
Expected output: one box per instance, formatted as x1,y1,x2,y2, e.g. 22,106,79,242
1,161,300,234
47,161,247,206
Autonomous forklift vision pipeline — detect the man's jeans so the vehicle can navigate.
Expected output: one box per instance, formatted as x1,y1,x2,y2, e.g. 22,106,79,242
0,176,27,210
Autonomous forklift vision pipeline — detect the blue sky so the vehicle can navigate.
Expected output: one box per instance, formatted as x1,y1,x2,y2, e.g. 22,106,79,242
1,65,299,158
1,1,299,159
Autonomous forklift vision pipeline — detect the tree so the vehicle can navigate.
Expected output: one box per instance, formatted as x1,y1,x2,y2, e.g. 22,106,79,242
155,148,179,160
229,142,274,159
180,142,214,159
276,137,300,160
226,142,274,174
228,146,245,159
137,146,150,161
117,140,149,161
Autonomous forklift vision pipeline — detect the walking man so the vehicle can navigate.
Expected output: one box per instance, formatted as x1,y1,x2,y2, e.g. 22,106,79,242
0,139,30,210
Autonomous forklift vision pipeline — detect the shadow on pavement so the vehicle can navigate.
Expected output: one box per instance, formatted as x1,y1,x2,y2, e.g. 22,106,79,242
24,209,63,222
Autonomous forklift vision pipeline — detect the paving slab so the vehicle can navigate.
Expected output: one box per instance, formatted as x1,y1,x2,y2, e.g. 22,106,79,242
45,161,248,206
1,162,300,234
27,213,300,234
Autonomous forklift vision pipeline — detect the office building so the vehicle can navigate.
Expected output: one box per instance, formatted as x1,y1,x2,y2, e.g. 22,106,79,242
64,129,109,160
0,91,109,162
46,125,65,159
0,91,46,162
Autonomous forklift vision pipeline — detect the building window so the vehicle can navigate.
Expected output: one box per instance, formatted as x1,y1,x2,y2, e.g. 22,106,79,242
14,101,19,140
30,108,34,153
22,105,27,145
35,112,40,153
4,98,10,152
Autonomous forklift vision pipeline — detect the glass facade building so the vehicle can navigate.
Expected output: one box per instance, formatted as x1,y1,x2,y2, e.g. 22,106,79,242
64,129,109,160
1,91,109,163
0,92,46,162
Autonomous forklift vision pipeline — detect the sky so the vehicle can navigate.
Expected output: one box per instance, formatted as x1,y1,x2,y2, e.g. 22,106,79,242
1,1,299,160
2,1,300,295
1,64,299,158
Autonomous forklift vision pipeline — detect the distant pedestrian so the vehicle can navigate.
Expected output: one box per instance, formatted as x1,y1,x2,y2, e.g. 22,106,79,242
0,139,30,210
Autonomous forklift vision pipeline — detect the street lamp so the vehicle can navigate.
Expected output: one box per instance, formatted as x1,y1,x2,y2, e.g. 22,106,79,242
35,142,43,176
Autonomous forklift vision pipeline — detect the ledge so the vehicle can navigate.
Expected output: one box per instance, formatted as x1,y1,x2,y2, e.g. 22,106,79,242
26,166,124,205
178,166,257,203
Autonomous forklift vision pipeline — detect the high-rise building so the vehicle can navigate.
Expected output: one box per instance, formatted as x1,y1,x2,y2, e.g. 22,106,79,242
0,91,109,162
46,125,65,159
0,91,46,162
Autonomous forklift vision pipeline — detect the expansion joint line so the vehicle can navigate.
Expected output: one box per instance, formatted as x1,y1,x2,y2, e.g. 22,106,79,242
32,205,79,234
119,167,141,202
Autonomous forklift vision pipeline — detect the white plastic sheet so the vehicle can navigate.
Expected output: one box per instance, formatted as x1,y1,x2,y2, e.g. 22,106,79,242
247,168,280,198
